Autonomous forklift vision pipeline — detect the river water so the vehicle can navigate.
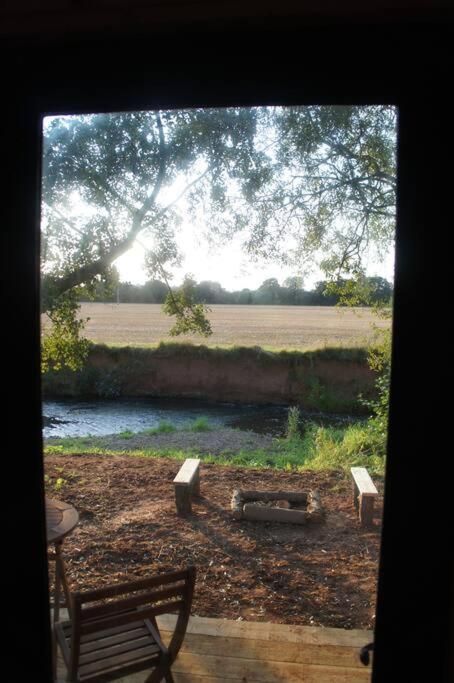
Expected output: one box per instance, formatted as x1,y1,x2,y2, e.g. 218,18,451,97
42,397,360,439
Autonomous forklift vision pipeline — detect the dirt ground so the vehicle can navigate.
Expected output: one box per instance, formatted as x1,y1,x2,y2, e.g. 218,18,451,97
45,453,383,630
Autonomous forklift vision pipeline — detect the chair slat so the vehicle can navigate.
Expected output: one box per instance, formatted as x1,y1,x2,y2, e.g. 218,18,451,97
78,644,160,677
79,655,164,683
77,568,192,603
65,620,147,644
80,601,185,636
78,627,150,654
79,635,160,665
80,584,186,622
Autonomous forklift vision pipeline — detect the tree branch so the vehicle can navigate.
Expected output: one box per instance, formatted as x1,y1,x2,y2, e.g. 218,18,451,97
132,111,167,229
159,166,210,213
88,172,137,213
49,112,168,300
46,204,85,237
49,235,139,296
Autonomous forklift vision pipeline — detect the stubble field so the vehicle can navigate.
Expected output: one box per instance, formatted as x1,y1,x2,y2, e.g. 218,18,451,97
63,303,390,349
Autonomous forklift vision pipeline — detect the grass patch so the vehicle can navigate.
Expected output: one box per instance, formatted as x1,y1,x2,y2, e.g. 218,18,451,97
44,422,384,475
142,421,177,435
188,416,212,432
91,340,370,364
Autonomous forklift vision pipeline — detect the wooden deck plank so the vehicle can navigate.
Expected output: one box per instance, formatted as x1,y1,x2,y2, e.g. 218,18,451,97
55,612,372,682
172,652,371,682
173,678,241,683
116,675,248,683
157,614,372,647
158,631,364,668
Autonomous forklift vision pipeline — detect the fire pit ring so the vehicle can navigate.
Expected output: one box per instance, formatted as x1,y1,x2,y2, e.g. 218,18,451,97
231,489,324,524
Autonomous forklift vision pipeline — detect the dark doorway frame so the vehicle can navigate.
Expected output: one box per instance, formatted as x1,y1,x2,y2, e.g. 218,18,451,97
3,14,449,682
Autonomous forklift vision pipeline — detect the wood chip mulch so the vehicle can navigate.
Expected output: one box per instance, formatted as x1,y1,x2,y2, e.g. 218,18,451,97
45,453,383,630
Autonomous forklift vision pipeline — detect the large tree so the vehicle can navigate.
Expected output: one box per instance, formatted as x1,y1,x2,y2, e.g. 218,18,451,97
239,106,396,275
41,108,270,368
41,105,396,370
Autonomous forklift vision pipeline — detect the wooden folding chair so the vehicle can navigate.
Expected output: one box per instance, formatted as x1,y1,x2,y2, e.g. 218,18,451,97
54,566,196,683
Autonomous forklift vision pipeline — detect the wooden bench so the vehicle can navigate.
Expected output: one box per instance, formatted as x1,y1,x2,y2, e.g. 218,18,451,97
173,458,201,516
350,467,378,527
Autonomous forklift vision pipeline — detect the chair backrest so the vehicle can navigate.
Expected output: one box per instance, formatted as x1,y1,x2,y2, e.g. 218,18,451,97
68,566,196,679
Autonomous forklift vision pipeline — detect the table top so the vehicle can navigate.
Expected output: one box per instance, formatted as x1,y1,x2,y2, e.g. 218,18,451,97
46,497,79,545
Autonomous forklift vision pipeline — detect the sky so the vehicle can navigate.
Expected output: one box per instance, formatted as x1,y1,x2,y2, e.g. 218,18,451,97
115,223,395,291
114,170,395,290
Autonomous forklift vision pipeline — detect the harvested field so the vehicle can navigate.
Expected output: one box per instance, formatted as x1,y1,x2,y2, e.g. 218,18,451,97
45,453,383,630
43,303,390,349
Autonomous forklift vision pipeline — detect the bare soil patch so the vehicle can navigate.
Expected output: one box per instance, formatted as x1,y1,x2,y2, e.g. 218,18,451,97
45,453,383,629
42,303,389,349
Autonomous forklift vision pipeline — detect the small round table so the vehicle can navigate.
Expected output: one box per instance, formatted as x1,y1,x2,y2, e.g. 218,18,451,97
46,497,79,623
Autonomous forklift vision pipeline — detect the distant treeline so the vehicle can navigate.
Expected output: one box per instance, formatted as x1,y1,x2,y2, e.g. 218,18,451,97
80,276,392,307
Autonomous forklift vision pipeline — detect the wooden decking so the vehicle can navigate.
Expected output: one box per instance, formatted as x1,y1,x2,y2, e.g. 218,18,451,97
55,610,372,682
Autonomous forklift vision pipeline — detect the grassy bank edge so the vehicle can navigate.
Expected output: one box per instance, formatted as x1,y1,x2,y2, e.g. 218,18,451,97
94,339,371,355
85,340,371,363
44,422,385,477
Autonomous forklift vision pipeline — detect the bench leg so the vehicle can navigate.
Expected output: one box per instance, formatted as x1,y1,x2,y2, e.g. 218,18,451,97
175,484,192,516
359,495,375,527
192,469,201,497
352,481,359,511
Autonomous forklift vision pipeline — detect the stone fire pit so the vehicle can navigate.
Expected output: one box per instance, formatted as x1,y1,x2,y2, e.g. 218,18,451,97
231,489,324,524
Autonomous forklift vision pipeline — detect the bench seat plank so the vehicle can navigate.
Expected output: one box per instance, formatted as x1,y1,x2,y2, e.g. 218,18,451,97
350,467,378,527
173,459,200,485
350,467,378,497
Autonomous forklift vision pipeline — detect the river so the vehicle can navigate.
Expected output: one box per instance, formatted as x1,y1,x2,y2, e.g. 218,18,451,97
42,397,360,438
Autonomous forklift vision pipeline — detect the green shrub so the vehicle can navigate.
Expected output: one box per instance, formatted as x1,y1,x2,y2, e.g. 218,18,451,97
303,424,384,474
143,421,177,435
285,406,301,439
359,326,391,458
304,375,363,413
189,416,212,432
